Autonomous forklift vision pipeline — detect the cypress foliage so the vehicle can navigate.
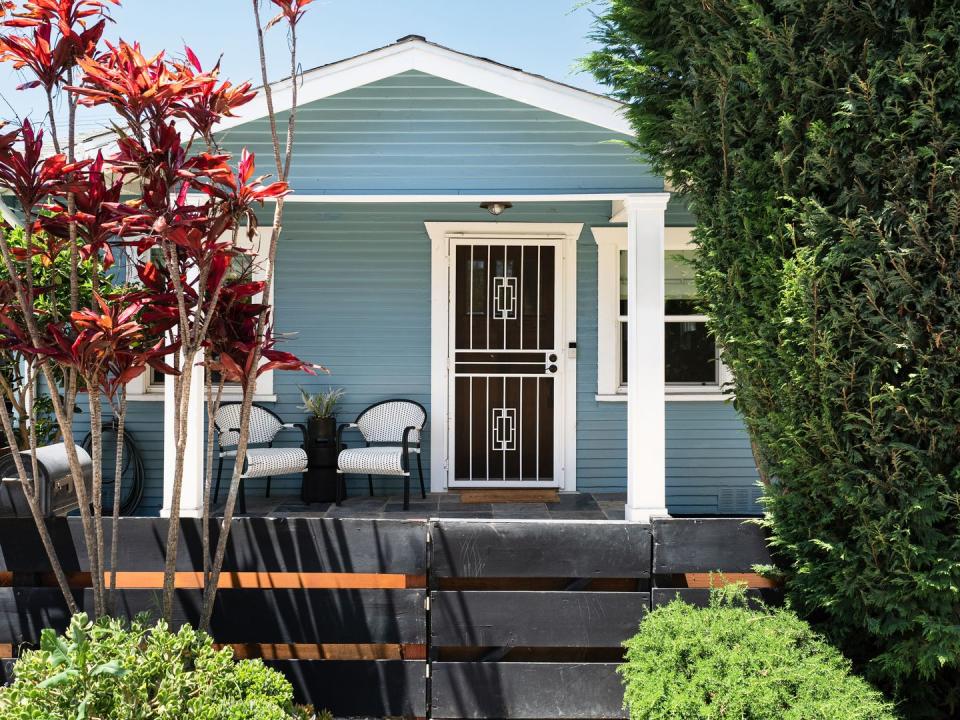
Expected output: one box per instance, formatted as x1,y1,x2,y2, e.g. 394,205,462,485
587,2,960,716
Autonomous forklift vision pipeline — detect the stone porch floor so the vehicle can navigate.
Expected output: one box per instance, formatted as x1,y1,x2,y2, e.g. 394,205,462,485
216,491,628,520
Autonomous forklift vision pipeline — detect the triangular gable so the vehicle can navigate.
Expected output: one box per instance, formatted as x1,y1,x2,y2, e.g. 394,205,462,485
215,35,632,137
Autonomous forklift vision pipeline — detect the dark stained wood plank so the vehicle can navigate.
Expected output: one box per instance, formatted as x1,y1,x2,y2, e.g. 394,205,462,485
86,588,426,644
268,659,426,717
431,520,651,578
652,518,771,574
652,587,784,609
431,591,648,647
219,643,408,660
431,661,626,719
0,518,427,574
0,588,74,645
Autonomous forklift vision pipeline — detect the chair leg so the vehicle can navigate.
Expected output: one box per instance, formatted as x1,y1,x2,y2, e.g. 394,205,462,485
266,475,272,498
367,474,374,497
403,474,410,511
239,478,247,515
335,473,344,506
213,458,223,505
417,453,426,499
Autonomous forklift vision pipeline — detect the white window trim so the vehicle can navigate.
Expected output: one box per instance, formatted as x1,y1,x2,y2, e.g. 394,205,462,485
592,226,731,402
126,226,276,402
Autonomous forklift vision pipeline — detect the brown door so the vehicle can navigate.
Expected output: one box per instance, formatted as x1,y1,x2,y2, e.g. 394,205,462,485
449,241,562,486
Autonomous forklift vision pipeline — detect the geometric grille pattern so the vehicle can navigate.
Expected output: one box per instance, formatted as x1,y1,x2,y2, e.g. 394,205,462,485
492,276,518,320
492,407,517,451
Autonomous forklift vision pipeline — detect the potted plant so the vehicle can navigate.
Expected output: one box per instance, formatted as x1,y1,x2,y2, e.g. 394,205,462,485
299,387,345,446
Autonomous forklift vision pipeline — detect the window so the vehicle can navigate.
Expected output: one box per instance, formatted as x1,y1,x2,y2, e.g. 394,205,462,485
593,227,729,400
125,227,276,401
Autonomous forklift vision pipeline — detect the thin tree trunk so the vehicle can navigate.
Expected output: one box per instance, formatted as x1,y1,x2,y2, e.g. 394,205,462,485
202,373,226,589
88,383,106,618
108,389,127,613
200,2,302,630
161,350,196,620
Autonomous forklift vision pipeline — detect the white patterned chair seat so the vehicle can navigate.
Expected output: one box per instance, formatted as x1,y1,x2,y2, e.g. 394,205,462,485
243,447,308,479
338,446,418,477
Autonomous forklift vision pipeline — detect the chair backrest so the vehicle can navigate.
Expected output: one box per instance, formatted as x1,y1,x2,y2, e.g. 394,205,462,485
356,400,427,444
213,403,284,449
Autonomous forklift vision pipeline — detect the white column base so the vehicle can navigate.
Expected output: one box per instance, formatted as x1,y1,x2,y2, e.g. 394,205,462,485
625,505,669,524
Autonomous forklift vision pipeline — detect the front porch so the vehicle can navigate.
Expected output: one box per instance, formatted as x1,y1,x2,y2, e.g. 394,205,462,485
213,490,628,520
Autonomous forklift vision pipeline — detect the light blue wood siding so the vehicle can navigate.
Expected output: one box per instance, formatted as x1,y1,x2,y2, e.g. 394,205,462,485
74,71,760,515
216,70,661,195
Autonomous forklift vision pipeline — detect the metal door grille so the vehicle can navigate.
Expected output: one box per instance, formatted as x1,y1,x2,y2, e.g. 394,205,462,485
450,242,559,486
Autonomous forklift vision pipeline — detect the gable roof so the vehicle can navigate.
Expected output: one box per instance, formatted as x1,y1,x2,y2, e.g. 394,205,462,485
79,35,632,158
215,35,632,136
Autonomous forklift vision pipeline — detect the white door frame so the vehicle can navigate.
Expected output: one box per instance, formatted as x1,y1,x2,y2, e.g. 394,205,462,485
427,222,581,493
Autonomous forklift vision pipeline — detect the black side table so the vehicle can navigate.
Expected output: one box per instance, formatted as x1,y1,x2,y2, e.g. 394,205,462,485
302,428,340,504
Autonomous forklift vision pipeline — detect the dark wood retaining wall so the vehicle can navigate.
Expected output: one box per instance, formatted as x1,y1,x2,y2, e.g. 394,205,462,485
0,517,774,718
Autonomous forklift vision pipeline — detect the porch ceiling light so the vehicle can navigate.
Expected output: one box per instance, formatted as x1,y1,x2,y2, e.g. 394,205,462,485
480,201,512,216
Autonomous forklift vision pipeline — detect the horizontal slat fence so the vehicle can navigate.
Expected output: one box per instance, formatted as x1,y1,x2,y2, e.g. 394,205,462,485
0,516,774,718
652,517,782,608
430,520,652,719
0,518,428,718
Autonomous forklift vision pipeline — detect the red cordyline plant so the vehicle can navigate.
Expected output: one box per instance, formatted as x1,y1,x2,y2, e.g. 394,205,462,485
0,0,318,624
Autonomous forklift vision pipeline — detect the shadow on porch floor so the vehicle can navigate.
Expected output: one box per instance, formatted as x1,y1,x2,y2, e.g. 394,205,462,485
212,492,628,520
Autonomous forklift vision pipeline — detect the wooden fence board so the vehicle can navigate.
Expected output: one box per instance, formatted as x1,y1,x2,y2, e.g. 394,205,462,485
0,588,74,645
431,661,626,719
431,591,647,648
269,659,427,717
431,521,651,578
97,588,426,644
0,518,427,574
652,518,771,574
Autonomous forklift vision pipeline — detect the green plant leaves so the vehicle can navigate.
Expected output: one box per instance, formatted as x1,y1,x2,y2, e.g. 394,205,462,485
588,1,960,716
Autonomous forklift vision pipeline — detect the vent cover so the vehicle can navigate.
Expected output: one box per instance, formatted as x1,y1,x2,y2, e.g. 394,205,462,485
718,487,762,515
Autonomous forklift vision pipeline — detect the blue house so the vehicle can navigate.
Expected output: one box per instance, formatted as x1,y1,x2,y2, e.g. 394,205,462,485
100,36,761,519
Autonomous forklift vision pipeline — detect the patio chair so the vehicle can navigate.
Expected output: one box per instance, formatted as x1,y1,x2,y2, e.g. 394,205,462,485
336,399,427,510
212,403,308,514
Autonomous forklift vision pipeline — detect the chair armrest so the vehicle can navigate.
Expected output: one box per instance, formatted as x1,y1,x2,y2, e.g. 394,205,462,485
281,422,309,448
401,426,419,472
336,423,360,453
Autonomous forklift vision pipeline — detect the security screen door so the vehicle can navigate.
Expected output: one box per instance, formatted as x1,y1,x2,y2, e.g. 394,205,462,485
449,239,563,487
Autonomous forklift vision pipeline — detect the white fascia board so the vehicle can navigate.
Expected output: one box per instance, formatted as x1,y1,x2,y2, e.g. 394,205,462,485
210,41,633,136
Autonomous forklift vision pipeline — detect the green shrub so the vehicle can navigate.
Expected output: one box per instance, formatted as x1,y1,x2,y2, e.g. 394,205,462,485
621,586,897,720
0,613,315,720
587,2,960,714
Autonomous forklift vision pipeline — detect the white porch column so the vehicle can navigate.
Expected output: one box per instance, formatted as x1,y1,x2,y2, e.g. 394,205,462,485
161,348,206,518
624,193,672,523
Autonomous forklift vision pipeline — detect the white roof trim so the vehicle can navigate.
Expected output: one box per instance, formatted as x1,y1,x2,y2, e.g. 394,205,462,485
217,39,633,136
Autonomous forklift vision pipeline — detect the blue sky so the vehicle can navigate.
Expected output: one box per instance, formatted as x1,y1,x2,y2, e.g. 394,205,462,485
1,0,606,137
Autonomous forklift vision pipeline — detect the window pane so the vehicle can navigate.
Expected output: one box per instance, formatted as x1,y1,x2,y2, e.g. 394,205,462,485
620,321,717,385
665,321,716,383
665,298,700,315
665,251,697,301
